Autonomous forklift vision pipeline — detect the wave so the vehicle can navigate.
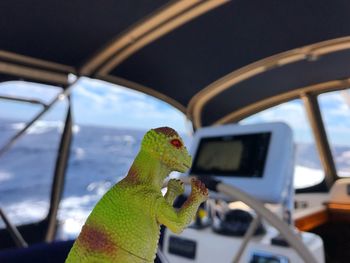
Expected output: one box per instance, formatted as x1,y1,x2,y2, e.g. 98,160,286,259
11,121,80,134
73,147,85,160
338,170,350,177
103,134,136,145
0,164,338,238
72,125,80,134
11,121,63,134
294,165,324,188
57,194,101,239
0,200,49,228
0,171,12,183
86,180,112,196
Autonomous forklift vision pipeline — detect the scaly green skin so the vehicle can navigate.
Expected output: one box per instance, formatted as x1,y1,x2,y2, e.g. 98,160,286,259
66,127,208,263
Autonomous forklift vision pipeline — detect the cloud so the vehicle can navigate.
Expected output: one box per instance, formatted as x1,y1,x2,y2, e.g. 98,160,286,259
73,85,105,105
318,91,350,144
242,100,308,130
240,100,316,143
70,78,188,132
319,90,350,106
320,91,350,116
0,81,60,103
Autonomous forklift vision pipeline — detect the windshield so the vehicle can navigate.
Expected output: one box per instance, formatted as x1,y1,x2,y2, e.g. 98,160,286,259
0,81,68,228
57,77,190,239
319,89,350,177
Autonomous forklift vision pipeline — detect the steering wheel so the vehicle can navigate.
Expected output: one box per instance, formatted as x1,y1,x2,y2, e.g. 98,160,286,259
160,176,318,263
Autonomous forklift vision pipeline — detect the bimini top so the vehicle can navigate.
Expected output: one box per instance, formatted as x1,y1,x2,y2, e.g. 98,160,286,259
1,0,350,127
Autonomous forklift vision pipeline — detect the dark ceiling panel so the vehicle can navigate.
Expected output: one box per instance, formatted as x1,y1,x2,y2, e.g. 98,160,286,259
1,0,350,121
0,73,65,87
0,74,18,84
0,0,169,67
112,0,350,106
202,49,350,126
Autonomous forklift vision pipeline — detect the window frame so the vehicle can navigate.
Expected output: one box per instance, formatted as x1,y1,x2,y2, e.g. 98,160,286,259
0,78,347,243
317,88,350,179
0,82,72,244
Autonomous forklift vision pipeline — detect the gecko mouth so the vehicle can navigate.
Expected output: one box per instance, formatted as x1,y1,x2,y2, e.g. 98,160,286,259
175,161,191,172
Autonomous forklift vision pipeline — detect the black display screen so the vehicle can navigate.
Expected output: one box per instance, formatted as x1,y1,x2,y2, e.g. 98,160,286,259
190,132,271,178
249,252,289,263
168,236,196,259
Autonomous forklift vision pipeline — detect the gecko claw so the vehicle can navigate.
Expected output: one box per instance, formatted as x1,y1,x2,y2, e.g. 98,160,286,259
191,178,209,202
167,179,185,195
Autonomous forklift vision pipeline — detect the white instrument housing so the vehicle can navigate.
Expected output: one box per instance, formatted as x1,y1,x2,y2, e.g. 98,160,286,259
186,122,294,203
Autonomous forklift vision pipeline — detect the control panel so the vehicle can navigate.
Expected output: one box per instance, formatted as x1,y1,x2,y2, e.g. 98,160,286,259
162,227,324,263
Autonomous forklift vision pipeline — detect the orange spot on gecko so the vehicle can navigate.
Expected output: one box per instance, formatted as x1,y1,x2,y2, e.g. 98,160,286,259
78,224,116,255
154,127,178,137
183,194,195,208
125,166,139,183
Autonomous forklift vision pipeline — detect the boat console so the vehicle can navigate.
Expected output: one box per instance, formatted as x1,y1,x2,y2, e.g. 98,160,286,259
162,123,325,263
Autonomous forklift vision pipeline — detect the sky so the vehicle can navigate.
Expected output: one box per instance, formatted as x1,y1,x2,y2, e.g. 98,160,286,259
1,78,350,145
241,91,350,146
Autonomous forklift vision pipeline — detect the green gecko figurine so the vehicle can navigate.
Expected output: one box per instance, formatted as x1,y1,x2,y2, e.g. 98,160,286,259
66,127,208,263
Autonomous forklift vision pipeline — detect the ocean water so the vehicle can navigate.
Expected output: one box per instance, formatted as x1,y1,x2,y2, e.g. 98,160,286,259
0,118,348,240
0,119,148,239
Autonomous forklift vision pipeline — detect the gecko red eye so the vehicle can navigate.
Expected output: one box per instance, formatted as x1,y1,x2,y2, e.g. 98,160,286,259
170,139,182,149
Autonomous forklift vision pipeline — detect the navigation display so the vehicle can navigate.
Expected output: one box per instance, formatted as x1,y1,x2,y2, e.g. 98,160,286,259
191,133,271,178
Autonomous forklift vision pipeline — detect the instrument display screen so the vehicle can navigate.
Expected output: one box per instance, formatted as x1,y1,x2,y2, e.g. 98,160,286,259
249,252,289,263
191,132,271,178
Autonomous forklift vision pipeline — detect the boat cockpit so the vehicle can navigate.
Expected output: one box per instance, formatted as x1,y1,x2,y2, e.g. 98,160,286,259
162,122,325,263
1,1,350,262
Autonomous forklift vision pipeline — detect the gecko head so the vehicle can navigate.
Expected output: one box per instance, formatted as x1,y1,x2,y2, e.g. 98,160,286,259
141,127,192,174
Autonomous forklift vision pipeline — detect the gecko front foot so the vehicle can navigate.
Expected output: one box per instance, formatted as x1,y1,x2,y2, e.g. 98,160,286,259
167,179,185,196
190,178,209,203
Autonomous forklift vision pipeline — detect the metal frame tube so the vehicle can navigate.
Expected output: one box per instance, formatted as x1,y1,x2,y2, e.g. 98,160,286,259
45,98,73,242
0,79,77,242
302,93,337,187
0,81,76,158
0,95,47,107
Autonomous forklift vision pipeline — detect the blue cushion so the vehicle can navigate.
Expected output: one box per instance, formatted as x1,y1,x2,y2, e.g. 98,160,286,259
0,240,74,263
